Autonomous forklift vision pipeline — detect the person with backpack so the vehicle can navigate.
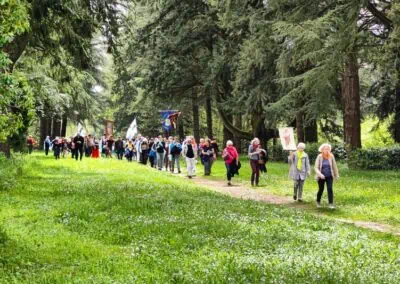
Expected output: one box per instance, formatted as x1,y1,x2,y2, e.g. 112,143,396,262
222,140,239,186
183,136,197,179
169,136,182,173
155,136,166,170
288,143,311,202
201,139,215,176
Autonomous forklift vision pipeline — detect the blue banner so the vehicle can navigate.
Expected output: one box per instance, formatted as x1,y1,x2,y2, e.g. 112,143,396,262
161,110,177,131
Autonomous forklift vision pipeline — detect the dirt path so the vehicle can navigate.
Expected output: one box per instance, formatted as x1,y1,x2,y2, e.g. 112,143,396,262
183,175,400,236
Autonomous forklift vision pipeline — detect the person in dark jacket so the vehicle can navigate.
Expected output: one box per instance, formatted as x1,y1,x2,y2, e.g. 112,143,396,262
73,133,84,161
115,137,124,160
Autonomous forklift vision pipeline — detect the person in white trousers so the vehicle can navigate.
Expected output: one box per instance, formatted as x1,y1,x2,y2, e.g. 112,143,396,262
183,136,198,178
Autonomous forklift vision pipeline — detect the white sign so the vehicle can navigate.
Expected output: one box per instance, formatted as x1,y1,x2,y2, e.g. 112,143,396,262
279,127,297,151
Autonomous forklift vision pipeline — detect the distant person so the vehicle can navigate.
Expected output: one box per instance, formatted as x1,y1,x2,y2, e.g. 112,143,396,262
315,143,340,209
91,139,100,158
201,139,215,176
44,136,51,156
288,143,311,202
139,138,149,165
115,137,124,160
169,137,182,173
27,135,35,154
183,136,197,179
210,138,219,160
148,138,157,168
125,140,134,162
155,136,166,170
248,138,261,186
221,140,239,186
52,137,62,160
73,133,84,161
135,134,143,162
106,136,114,158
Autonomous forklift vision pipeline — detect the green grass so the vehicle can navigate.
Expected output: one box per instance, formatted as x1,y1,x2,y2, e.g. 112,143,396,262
204,156,400,225
1,154,400,282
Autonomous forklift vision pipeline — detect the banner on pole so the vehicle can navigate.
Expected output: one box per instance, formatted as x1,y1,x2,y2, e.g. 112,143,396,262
126,118,138,140
160,110,181,131
77,123,86,136
279,127,297,151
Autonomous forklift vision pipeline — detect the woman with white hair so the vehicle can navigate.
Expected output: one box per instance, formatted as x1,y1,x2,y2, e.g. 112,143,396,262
183,136,198,179
222,140,239,186
248,138,261,186
315,143,340,209
288,143,311,202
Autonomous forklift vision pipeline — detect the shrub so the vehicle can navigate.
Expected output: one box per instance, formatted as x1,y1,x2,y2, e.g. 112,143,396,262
0,153,24,191
348,146,400,170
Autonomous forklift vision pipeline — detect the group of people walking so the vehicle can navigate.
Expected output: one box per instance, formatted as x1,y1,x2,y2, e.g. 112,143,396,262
38,133,338,208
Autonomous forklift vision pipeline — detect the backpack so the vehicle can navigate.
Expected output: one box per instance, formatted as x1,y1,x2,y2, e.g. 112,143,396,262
156,142,164,153
171,143,182,155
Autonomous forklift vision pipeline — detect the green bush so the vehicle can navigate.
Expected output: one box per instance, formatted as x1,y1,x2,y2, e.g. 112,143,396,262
0,153,24,191
348,146,400,170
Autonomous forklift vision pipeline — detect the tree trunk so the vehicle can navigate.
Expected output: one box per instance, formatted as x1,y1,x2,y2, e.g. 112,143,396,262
296,110,305,143
342,52,361,150
393,87,400,143
61,115,67,137
223,114,234,146
178,115,185,140
192,91,200,143
305,119,318,143
39,116,49,146
233,115,242,153
205,93,213,139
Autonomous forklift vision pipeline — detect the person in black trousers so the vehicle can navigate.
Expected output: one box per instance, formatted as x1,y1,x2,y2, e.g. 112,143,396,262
73,133,85,161
115,137,124,160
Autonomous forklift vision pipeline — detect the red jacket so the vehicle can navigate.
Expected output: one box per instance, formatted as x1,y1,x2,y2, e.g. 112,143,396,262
223,146,238,164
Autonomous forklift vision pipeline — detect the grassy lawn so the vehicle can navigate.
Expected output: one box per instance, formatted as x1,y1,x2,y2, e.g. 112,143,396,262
1,154,400,282
203,156,400,225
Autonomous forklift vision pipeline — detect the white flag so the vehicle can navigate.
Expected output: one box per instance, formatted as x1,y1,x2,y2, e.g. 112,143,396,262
126,118,138,140
77,123,86,136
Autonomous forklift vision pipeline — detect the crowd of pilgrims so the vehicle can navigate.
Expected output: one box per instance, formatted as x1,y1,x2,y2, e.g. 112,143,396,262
38,134,338,207
42,133,235,178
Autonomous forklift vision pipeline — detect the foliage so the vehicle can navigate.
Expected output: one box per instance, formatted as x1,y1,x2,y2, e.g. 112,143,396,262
348,146,400,170
1,154,400,282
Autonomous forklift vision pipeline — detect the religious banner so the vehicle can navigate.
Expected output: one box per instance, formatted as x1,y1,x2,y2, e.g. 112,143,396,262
126,118,138,140
160,110,180,131
279,127,297,151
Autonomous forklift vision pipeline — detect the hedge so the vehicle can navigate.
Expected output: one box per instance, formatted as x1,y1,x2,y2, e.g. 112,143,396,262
348,146,400,170
267,142,400,170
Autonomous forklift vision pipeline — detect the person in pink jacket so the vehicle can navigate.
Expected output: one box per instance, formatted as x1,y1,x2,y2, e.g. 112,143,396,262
222,140,239,186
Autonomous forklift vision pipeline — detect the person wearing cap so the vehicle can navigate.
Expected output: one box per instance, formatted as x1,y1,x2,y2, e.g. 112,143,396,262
314,143,340,209
289,143,311,202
